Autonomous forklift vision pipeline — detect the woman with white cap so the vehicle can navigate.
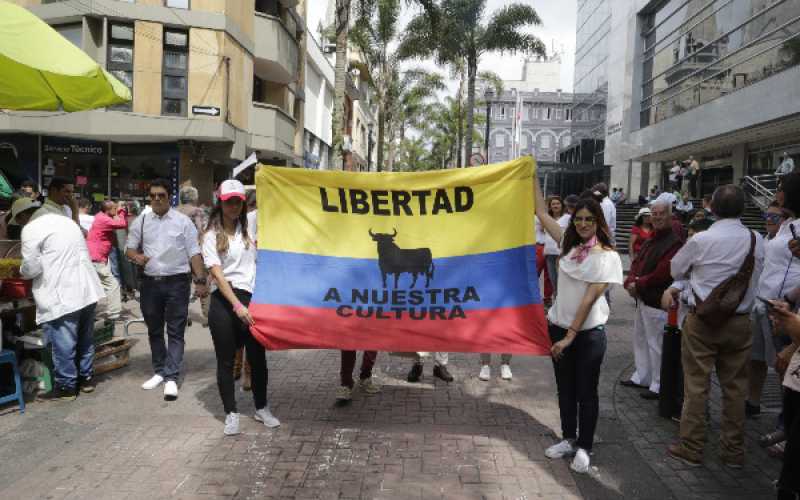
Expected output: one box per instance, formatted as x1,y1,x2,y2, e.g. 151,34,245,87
628,207,652,260
202,179,280,435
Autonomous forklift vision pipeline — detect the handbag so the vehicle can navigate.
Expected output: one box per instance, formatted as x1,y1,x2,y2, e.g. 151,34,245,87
693,231,756,326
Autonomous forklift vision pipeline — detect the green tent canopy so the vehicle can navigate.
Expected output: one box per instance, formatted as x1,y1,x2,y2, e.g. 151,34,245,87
0,0,131,111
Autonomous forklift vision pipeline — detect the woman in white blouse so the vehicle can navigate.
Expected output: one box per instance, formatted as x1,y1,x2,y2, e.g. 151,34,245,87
534,181,623,473
202,180,279,436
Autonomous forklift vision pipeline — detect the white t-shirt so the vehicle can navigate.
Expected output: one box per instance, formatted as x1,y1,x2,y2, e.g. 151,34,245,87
544,214,571,256
201,223,257,293
757,220,800,300
79,213,95,233
547,247,623,330
534,217,547,245
601,197,617,233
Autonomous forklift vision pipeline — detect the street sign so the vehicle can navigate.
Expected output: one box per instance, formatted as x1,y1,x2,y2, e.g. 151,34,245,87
192,105,221,116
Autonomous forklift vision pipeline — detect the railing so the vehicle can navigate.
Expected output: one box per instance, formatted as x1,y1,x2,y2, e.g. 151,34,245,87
741,174,779,211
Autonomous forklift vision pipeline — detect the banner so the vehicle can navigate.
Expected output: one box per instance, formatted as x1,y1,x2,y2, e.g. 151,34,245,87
250,157,550,355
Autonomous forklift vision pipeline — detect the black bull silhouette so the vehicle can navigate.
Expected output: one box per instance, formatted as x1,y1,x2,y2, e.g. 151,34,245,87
369,229,435,288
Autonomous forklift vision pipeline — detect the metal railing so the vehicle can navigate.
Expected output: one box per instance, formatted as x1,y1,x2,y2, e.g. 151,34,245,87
741,174,779,211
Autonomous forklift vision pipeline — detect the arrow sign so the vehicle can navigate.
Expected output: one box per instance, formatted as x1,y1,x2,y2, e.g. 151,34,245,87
192,105,221,116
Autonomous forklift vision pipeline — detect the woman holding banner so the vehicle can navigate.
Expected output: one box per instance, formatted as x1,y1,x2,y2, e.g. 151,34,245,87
534,181,623,473
202,179,280,436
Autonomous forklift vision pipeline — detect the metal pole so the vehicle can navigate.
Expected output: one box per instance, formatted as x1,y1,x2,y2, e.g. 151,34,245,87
484,101,491,165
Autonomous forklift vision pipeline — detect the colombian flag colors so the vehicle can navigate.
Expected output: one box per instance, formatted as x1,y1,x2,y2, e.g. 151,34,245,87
249,156,550,355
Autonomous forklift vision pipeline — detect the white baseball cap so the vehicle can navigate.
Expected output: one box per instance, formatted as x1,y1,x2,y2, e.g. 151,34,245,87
219,179,246,201
9,198,41,224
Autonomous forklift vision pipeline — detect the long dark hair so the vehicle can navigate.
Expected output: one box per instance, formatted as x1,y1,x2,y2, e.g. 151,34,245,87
203,199,251,255
547,195,564,218
560,198,614,257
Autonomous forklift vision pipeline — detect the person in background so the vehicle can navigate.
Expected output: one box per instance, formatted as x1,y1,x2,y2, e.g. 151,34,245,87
691,209,707,224
77,198,94,235
747,177,800,423
616,188,627,205
687,157,700,198
17,180,39,200
408,352,453,383
610,188,622,205
544,196,571,296
594,183,617,243
126,178,209,401
4,198,40,240
20,205,104,400
669,161,681,192
338,351,381,403
535,215,554,307
536,183,623,474
777,152,796,176
648,187,659,202
87,200,128,322
202,179,279,435
675,192,694,222
668,185,764,468
32,176,79,226
629,207,653,260
702,194,714,219
622,201,683,400
177,185,210,327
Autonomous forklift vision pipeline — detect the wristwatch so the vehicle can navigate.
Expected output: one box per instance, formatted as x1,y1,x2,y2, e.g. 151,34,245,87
193,277,207,285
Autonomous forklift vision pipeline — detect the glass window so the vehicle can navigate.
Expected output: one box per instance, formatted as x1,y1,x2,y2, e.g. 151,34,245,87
55,24,82,49
162,29,189,116
41,137,108,201
166,0,189,9
111,143,178,202
108,23,134,112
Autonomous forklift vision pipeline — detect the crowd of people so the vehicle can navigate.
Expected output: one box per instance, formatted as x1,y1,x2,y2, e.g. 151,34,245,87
6,168,800,497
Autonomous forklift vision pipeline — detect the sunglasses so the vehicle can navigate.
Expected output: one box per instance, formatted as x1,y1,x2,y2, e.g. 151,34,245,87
763,213,784,223
573,216,597,225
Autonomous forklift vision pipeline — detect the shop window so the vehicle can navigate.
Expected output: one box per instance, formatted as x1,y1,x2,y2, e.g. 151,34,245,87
108,23,134,112
256,0,282,17
41,137,109,201
111,143,178,202
162,29,189,117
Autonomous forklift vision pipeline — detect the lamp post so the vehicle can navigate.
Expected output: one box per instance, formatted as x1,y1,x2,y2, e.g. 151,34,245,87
484,88,494,165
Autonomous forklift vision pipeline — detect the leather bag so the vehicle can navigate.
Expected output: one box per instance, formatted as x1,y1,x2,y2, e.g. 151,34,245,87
693,231,756,326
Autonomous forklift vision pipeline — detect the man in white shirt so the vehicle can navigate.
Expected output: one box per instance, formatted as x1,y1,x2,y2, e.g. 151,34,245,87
667,185,765,468
19,209,105,400
126,178,208,401
77,198,95,234
594,183,616,241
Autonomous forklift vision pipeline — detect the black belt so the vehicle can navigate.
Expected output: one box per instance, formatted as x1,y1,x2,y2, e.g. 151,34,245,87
687,307,748,316
143,273,191,282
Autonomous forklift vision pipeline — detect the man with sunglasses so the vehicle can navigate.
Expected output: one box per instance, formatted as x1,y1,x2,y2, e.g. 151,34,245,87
126,178,209,401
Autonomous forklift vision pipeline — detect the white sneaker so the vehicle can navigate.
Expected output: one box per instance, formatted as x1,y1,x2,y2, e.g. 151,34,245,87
163,380,178,400
359,377,381,394
478,365,491,381
500,364,512,380
224,412,240,436
570,448,591,474
336,385,353,402
141,374,164,390
545,439,576,459
254,408,281,428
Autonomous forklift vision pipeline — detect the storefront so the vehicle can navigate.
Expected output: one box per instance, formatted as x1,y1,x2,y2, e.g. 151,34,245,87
111,143,179,203
41,136,109,200
0,134,38,187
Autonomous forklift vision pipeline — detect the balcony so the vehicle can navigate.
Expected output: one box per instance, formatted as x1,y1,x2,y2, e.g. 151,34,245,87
254,13,298,85
249,102,296,159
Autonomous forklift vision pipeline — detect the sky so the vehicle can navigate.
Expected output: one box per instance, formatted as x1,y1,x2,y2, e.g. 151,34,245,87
307,0,578,92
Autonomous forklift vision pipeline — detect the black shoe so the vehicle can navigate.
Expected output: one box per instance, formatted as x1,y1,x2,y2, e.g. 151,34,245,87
759,430,786,448
79,377,96,394
39,386,77,401
619,380,648,388
407,362,423,383
745,401,761,418
640,391,659,400
433,365,454,382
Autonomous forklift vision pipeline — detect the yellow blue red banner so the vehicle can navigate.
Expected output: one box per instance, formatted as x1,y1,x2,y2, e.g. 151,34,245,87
250,156,550,355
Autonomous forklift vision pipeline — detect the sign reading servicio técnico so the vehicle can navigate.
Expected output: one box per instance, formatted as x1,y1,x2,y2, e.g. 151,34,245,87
250,157,550,354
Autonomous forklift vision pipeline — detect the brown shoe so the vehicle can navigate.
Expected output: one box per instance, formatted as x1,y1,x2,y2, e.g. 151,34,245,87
667,443,702,467
721,456,744,469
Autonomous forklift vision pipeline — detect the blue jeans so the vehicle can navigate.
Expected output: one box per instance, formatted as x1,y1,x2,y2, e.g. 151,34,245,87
108,247,121,283
140,275,191,381
43,304,97,391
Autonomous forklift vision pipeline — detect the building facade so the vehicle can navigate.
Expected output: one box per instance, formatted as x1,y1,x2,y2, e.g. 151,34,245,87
303,29,334,170
566,0,800,199
1,0,305,203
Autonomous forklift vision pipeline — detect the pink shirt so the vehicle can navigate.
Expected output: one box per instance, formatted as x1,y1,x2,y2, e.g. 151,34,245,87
87,211,128,263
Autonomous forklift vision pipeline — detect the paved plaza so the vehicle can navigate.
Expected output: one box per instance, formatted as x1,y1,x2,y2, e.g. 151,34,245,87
0,288,783,499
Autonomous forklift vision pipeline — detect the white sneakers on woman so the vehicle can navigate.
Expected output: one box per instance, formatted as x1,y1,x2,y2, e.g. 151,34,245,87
479,365,491,380
141,374,164,390
500,364,513,380
224,413,240,436
254,408,281,428
544,440,591,474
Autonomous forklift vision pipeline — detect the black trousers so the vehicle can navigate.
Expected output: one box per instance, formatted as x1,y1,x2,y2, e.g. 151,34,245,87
208,289,267,414
659,328,684,419
140,275,191,381
550,323,607,451
779,389,800,498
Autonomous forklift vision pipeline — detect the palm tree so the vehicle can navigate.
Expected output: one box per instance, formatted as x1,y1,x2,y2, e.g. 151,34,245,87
400,1,546,166
331,0,352,170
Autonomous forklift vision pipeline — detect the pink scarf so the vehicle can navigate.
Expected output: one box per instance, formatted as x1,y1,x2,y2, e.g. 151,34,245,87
570,236,597,264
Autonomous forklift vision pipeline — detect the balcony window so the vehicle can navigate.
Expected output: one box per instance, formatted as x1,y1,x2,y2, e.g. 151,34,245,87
162,29,189,116
165,0,189,9
256,0,282,17
108,23,134,111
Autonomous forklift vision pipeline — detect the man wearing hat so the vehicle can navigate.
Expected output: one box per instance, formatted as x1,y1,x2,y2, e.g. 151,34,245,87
126,178,208,401
3,197,40,239
19,199,105,400
622,199,684,399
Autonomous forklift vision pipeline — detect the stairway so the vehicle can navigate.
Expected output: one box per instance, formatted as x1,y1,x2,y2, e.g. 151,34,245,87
614,199,766,255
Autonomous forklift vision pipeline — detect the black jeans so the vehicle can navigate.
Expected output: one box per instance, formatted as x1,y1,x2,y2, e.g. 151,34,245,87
779,389,800,498
140,275,191,381
208,289,267,414
549,323,607,451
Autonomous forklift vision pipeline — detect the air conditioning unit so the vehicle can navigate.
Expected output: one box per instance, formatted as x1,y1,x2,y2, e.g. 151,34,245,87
323,43,336,54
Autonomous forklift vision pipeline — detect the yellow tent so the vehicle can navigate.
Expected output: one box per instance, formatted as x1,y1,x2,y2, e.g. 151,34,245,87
0,0,131,111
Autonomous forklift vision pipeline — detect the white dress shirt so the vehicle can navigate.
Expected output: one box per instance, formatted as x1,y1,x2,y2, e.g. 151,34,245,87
671,218,765,313
544,214,571,256
548,248,623,330
126,209,201,277
20,213,104,324
757,219,800,300
202,224,257,293
79,213,95,233
601,197,617,234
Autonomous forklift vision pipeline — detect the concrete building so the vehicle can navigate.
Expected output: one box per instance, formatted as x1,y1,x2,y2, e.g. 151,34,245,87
564,0,800,199
303,29,334,170
478,55,594,164
0,0,305,203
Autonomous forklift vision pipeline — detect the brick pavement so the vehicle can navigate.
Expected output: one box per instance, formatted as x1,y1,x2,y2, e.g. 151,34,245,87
0,288,784,499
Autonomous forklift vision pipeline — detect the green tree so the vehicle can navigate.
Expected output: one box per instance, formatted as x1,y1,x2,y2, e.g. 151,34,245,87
400,1,545,166
331,0,352,170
